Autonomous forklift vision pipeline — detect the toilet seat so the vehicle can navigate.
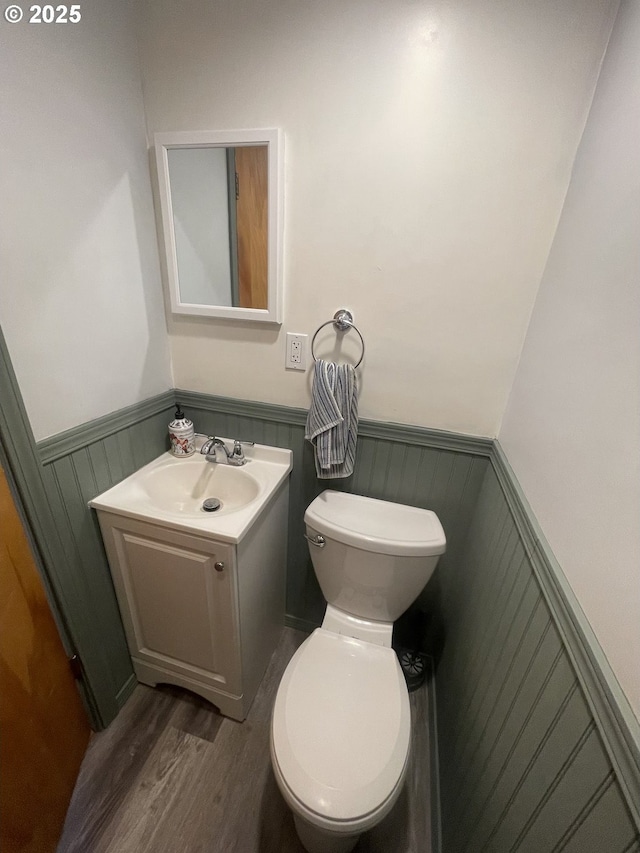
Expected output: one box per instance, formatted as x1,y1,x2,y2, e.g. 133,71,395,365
271,627,410,832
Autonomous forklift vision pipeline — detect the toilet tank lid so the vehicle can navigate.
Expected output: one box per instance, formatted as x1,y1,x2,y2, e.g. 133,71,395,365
304,491,446,557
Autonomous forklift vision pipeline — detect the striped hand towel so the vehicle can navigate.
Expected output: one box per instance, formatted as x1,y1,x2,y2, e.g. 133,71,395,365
305,360,358,479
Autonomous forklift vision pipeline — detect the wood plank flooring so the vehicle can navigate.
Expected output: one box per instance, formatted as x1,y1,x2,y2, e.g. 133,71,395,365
58,628,432,853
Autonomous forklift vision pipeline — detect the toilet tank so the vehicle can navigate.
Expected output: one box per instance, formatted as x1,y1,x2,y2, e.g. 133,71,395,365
304,491,446,623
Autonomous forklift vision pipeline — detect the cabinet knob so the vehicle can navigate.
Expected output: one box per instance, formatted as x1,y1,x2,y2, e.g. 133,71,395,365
214,561,225,572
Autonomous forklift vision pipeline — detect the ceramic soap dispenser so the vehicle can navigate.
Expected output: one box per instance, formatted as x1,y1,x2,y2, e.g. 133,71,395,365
168,404,195,457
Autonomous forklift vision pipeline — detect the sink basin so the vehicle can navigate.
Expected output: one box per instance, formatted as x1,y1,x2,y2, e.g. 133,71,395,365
89,440,293,544
141,454,261,515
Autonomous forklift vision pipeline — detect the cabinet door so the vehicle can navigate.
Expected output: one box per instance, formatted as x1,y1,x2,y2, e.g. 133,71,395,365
107,520,239,693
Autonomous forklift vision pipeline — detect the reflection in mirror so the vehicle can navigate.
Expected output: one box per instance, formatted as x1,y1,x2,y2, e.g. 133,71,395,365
154,129,283,323
167,145,267,310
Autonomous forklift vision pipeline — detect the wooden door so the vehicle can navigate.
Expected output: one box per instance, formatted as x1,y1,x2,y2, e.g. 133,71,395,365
0,464,91,853
235,144,268,309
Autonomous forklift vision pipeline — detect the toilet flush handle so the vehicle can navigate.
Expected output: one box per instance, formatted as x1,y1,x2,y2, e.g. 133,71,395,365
304,533,326,548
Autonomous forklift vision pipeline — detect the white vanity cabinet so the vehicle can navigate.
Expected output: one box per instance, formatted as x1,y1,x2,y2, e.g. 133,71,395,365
95,481,289,721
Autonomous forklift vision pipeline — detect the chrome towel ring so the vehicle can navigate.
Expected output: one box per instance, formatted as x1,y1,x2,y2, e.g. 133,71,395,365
310,309,365,369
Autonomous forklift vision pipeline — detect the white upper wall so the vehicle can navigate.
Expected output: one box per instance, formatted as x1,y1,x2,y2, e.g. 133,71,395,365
0,1,172,441
138,0,616,436
500,0,640,718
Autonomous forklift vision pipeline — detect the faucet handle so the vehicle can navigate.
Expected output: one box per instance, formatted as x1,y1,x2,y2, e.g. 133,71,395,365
232,439,254,455
230,439,254,463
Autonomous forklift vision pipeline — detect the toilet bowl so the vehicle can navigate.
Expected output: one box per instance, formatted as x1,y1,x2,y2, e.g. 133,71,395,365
270,491,446,853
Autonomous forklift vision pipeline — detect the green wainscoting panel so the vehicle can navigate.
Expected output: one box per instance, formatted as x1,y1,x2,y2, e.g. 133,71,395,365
436,461,640,852
36,392,175,727
492,443,640,827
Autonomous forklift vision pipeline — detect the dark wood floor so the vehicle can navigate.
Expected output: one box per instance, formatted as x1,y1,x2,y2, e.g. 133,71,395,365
58,628,432,853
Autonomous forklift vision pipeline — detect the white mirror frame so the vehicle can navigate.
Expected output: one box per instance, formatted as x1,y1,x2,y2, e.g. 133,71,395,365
154,128,283,323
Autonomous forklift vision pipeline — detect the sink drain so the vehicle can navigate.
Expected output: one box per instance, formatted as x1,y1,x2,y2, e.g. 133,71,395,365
202,497,222,512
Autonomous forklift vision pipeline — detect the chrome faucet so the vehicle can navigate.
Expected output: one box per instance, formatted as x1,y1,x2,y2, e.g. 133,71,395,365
199,436,253,466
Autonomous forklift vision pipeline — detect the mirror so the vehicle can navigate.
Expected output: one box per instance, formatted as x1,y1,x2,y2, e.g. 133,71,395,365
154,129,283,323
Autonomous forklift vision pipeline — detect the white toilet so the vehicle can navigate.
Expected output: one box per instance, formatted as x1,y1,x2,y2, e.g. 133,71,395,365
270,490,446,853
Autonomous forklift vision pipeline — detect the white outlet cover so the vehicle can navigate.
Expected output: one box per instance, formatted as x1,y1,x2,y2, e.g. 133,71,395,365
285,332,307,371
